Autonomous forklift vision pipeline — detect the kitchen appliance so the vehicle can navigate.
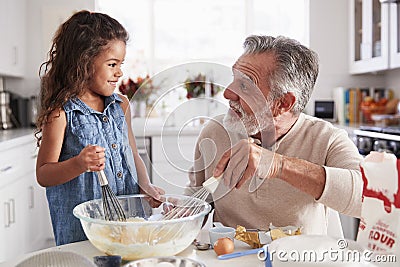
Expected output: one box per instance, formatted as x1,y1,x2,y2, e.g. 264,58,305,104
314,100,335,122
10,93,39,128
354,125,400,157
10,93,28,127
0,78,16,129
27,95,38,126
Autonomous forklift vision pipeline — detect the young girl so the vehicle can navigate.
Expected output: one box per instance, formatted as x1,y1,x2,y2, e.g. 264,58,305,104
35,10,164,245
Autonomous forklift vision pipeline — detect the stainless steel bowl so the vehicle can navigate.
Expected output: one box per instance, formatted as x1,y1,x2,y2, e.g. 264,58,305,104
73,194,211,260
123,256,206,267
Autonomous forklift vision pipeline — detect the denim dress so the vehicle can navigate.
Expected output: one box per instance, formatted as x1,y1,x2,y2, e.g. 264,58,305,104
46,93,139,245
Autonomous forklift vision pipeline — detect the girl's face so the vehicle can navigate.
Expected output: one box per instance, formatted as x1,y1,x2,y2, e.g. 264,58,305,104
88,40,126,96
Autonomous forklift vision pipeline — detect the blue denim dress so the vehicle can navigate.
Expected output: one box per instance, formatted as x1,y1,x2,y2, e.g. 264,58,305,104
46,93,139,245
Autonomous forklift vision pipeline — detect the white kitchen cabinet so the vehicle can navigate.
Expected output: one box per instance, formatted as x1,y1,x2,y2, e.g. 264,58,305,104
23,165,54,254
389,2,400,68
151,135,198,195
0,0,26,77
0,178,29,261
349,0,390,74
0,135,54,263
349,0,400,74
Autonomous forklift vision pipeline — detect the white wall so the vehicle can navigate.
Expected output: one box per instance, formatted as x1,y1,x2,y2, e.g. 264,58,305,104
306,0,387,115
386,68,400,89
5,0,95,97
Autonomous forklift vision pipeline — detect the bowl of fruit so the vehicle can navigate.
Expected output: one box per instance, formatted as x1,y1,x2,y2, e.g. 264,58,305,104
360,96,388,123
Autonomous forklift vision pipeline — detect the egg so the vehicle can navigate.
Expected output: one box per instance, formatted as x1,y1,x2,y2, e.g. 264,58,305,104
213,237,235,256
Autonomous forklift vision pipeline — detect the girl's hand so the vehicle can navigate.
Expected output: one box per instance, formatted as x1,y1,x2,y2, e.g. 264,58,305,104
77,145,106,173
140,183,165,207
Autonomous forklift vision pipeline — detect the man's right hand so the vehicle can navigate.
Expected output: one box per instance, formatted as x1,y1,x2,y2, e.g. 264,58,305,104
213,138,282,189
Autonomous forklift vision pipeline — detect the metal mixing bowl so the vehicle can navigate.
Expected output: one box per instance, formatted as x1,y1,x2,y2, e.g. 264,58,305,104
123,256,206,267
73,194,211,261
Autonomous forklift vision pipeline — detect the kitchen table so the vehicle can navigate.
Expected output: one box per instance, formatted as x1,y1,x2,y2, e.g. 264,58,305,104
0,229,265,267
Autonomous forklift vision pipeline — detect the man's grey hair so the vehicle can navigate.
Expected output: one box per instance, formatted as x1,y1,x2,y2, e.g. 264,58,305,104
243,35,319,114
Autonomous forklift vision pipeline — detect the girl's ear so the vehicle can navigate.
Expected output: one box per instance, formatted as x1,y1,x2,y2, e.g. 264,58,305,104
277,92,296,114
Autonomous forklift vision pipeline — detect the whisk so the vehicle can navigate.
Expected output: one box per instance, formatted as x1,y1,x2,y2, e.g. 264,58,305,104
162,175,221,220
96,170,126,221
147,176,221,245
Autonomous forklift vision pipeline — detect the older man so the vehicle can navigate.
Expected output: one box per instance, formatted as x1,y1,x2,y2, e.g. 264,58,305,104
185,35,363,235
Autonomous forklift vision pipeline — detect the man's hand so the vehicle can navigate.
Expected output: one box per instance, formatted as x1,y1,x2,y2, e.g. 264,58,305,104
213,138,282,189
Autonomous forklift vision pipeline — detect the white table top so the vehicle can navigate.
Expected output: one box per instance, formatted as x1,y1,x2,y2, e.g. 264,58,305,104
0,230,265,267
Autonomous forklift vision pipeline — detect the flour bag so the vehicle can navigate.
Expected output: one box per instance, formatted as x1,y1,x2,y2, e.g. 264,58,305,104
358,151,400,258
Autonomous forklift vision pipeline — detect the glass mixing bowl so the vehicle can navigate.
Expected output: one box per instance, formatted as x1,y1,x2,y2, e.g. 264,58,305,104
73,194,211,260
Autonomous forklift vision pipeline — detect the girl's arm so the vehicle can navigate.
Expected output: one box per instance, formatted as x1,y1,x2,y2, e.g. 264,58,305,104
119,95,164,199
36,109,105,187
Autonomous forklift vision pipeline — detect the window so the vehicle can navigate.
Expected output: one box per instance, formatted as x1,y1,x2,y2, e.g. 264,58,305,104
96,0,308,77
153,0,245,70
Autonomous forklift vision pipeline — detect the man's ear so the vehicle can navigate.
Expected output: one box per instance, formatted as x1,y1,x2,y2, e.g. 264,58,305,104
277,92,296,114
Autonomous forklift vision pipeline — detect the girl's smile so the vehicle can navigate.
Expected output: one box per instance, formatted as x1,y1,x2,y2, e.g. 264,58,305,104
89,40,126,96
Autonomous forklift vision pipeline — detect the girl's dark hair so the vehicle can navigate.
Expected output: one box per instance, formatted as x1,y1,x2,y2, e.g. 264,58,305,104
35,10,129,145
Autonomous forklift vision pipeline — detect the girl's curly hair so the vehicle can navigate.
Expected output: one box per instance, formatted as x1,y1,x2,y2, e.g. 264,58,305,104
35,10,129,146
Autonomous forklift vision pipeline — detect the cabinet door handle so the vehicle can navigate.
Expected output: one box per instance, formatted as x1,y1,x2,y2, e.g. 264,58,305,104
13,46,18,65
0,166,12,173
29,186,34,209
4,202,10,228
9,199,15,224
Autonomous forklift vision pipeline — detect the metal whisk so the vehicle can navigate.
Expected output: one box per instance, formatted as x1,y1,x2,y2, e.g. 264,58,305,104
96,170,126,221
162,175,221,220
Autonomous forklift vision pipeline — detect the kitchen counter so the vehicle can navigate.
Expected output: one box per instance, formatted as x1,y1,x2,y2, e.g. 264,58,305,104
0,229,265,267
134,125,203,137
0,128,36,151
132,117,203,137
332,122,360,136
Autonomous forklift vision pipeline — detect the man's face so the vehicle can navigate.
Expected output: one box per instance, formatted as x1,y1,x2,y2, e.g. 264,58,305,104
223,53,276,136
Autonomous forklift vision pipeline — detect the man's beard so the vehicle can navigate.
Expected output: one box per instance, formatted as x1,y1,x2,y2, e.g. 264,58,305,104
223,101,274,136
